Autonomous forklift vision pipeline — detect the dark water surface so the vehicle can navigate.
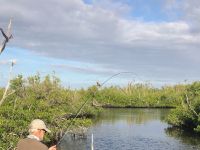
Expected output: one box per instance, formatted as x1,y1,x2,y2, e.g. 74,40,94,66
60,108,200,150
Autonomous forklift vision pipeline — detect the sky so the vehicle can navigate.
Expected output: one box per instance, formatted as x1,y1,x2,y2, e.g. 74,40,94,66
0,0,200,88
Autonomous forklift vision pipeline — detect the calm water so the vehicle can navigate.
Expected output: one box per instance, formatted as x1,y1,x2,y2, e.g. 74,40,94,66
60,108,200,150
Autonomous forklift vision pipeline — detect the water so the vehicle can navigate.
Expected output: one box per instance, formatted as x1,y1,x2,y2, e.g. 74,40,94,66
60,108,200,150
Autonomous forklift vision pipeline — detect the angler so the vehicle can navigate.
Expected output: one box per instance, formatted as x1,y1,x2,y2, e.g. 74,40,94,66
17,119,57,150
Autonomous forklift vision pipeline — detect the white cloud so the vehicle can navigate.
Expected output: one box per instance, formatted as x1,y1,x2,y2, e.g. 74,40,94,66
0,0,200,85
164,0,200,33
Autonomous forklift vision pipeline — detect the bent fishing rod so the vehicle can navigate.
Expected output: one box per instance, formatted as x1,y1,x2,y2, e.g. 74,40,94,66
56,71,137,145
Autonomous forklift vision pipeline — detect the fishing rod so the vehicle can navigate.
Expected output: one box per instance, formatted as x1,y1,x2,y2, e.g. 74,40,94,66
56,71,137,145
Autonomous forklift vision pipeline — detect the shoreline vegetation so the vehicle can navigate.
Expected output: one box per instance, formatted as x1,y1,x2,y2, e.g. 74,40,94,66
101,105,175,108
0,74,200,149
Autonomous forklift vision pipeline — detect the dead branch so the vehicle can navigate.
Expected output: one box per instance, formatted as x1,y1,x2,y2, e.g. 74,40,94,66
0,60,15,106
0,19,13,54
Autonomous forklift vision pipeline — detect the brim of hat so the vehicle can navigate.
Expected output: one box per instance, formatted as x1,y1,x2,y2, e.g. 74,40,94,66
44,128,51,133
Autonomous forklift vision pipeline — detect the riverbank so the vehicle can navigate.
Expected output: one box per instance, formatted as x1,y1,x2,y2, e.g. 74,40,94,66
166,82,200,133
94,82,200,134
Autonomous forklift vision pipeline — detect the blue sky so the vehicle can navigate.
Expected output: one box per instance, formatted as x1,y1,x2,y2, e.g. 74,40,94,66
0,0,200,88
0,47,107,88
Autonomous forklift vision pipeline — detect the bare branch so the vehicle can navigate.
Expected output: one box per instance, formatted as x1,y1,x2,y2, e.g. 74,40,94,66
0,60,15,106
0,18,13,54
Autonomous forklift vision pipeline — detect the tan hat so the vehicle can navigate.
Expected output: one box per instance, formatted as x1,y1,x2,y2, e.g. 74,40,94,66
29,119,51,133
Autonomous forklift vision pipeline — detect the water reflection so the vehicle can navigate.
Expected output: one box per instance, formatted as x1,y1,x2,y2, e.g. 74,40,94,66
61,108,200,150
165,126,200,147
93,108,169,125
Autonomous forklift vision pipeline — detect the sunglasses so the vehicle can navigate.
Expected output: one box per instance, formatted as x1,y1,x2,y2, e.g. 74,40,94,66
39,129,47,133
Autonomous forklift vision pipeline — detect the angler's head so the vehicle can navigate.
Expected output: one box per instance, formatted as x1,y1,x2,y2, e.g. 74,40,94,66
28,119,51,141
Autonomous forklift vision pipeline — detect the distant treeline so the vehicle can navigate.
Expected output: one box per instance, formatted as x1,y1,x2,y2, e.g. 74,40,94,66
0,74,200,149
93,83,184,108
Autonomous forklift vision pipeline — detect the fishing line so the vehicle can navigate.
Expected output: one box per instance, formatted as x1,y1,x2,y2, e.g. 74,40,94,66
56,71,138,146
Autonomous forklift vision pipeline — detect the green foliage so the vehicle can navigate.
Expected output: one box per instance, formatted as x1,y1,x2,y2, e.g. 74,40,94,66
1,73,200,149
166,81,200,133
0,74,99,149
94,83,184,108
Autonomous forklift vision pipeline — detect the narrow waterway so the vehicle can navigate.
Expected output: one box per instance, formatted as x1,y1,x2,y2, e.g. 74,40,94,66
60,108,200,150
